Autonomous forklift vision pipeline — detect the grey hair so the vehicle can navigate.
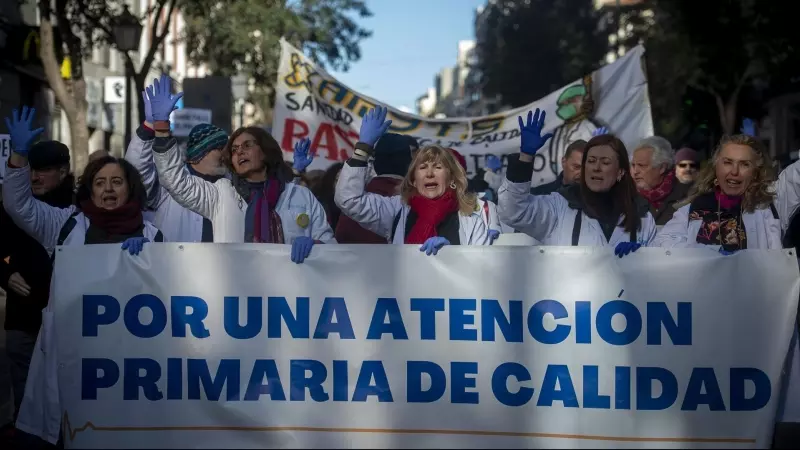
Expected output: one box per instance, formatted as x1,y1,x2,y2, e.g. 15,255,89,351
634,136,674,170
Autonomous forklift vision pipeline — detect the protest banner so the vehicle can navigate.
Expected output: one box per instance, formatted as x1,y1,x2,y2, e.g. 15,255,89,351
17,245,799,448
272,39,653,186
170,108,213,137
0,134,11,183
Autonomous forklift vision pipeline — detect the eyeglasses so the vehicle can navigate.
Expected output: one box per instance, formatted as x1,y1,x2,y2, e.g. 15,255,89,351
677,162,697,169
231,140,258,154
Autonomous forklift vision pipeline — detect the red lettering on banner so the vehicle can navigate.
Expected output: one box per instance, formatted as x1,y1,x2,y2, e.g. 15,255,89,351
311,123,343,161
281,119,310,153
334,125,359,161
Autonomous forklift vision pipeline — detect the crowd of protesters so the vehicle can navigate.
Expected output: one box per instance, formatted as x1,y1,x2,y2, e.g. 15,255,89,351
1,75,799,448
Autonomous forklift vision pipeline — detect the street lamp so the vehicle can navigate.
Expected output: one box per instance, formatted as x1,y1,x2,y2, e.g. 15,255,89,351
112,5,143,150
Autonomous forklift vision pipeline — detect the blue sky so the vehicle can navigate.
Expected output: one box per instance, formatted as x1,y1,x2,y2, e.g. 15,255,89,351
329,0,487,112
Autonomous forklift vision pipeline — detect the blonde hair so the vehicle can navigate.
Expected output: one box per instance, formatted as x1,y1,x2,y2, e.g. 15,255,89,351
400,145,477,215
681,134,776,213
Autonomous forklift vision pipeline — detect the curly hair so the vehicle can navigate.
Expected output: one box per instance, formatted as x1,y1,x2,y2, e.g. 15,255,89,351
681,134,776,213
400,145,477,215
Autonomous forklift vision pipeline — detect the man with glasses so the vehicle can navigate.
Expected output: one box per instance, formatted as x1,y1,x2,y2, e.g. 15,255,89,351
674,147,699,185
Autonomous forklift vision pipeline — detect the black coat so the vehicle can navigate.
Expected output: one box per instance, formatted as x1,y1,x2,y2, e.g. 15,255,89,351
0,176,74,334
649,182,692,226
531,172,565,196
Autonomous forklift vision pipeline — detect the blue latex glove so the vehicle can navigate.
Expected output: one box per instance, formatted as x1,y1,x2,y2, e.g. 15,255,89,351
4,106,45,156
488,229,500,244
420,237,450,256
719,248,738,256
291,236,314,264
614,242,642,258
359,106,392,146
517,108,554,156
293,138,314,173
144,74,183,121
592,126,609,137
485,155,502,172
141,90,154,123
740,118,756,137
121,237,150,256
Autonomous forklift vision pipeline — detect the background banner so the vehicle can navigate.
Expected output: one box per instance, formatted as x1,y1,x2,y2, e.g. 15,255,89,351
272,39,654,186
21,245,800,448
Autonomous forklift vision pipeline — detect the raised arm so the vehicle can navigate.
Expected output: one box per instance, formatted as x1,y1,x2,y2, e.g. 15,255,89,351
124,120,167,209
3,107,75,254
497,158,561,241
335,160,403,239
497,109,560,241
334,105,401,239
145,75,220,220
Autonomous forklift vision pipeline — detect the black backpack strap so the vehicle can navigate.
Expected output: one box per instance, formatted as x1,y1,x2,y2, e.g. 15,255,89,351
390,210,402,243
57,211,81,247
630,228,637,243
571,211,582,246
770,203,780,220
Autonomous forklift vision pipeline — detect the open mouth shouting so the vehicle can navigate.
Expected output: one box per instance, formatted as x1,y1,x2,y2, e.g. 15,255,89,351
102,194,119,208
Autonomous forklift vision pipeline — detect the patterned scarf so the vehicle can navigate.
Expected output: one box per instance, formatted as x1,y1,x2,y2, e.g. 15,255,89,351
244,178,285,243
689,190,747,251
638,172,676,210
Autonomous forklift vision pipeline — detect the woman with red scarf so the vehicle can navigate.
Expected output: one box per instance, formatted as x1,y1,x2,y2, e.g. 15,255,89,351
335,106,489,254
654,133,800,253
3,107,162,256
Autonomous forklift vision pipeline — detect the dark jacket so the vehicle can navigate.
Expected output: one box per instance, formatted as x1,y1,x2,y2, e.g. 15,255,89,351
0,177,75,334
531,172,565,196
649,182,692,226
335,175,404,243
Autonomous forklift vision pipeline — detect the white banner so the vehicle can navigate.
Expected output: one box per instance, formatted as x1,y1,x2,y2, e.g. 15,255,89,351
29,245,800,448
170,108,213,137
272,39,653,186
0,134,10,183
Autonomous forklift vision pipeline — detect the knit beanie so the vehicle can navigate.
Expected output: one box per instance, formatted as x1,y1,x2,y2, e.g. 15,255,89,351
373,133,418,176
186,124,228,164
674,147,699,164
449,148,468,171
28,140,70,169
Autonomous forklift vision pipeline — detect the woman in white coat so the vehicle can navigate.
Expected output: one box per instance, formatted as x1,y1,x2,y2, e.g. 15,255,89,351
653,134,800,252
498,109,657,255
335,106,489,254
3,107,163,255
146,77,334,263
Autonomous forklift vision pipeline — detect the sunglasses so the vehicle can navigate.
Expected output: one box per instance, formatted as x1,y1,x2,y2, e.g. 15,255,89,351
677,162,697,169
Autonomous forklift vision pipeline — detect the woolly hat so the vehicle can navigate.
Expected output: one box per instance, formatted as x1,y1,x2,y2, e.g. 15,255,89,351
674,147,699,164
449,148,468,171
28,140,70,170
186,124,228,163
373,133,418,177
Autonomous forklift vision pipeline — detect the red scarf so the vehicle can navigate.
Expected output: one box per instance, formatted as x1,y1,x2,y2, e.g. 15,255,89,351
79,200,144,235
638,172,675,209
251,178,285,244
406,190,459,244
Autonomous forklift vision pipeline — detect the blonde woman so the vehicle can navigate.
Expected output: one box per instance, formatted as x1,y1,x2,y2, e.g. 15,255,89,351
654,134,800,252
335,106,489,254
